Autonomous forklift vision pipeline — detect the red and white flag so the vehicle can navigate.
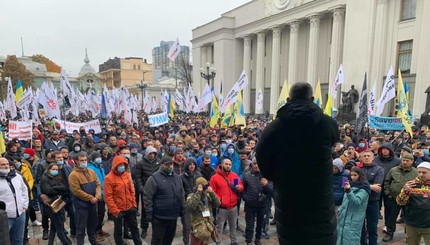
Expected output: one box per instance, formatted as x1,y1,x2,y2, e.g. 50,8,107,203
167,38,181,62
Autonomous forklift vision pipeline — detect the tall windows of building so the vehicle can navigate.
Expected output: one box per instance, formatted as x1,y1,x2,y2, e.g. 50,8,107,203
397,40,413,74
401,0,417,20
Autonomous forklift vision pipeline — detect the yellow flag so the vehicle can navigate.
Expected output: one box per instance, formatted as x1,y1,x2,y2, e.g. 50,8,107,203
277,79,290,110
209,94,220,128
234,91,246,126
396,70,413,135
324,93,333,117
314,80,322,108
15,80,23,104
221,104,233,128
0,129,6,156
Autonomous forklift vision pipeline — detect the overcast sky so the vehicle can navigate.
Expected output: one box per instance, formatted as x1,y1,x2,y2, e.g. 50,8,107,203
1,0,249,76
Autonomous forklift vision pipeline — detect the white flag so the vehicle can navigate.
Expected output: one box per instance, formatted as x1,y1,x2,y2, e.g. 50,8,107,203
375,66,395,116
60,69,75,107
0,101,6,119
151,97,157,113
256,88,263,112
16,88,33,109
330,64,344,99
167,38,181,62
144,92,151,114
198,84,212,110
39,82,60,119
220,70,249,112
6,78,17,119
175,89,185,110
368,82,376,116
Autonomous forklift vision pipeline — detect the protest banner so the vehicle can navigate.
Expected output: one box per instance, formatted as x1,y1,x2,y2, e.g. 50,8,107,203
54,119,102,134
368,115,415,131
148,112,169,127
8,121,33,140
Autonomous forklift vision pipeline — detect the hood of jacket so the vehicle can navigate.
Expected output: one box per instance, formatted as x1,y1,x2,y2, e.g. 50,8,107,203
333,158,345,173
378,142,395,160
277,99,324,128
111,155,129,175
184,157,197,175
222,143,237,157
144,146,158,162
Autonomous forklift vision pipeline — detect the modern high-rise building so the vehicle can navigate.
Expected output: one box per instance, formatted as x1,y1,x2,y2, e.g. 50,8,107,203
152,41,190,80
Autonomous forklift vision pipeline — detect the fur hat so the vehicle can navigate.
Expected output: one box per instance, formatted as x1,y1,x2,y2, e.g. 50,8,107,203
195,177,208,188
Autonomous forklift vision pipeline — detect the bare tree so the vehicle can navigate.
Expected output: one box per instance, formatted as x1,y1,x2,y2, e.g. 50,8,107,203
176,56,193,87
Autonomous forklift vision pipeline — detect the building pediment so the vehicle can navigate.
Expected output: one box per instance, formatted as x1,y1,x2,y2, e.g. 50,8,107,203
265,0,305,16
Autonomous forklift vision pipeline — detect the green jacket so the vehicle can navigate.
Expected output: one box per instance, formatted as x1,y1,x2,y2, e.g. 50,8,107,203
186,191,220,227
384,165,418,198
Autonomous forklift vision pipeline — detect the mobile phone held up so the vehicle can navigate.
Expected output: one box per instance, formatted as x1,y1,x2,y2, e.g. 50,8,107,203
234,178,239,186
341,177,349,188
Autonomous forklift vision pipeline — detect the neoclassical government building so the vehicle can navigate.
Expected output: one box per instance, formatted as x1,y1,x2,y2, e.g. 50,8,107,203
191,0,429,116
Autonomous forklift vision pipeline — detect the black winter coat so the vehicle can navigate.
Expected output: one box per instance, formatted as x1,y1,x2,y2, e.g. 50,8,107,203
242,170,273,208
40,171,67,199
135,153,161,193
180,159,202,198
256,99,339,245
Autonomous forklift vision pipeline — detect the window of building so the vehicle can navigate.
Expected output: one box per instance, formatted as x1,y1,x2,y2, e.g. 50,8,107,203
138,65,141,70
133,64,136,70
401,0,417,21
397,40,413,74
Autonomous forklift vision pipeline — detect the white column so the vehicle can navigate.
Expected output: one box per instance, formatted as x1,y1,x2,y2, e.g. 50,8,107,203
243,36,252,113
255,31,266,114
270,27,282,115
200,46,208,93
328,8,345,108
307,14,321,88
288,21,300,84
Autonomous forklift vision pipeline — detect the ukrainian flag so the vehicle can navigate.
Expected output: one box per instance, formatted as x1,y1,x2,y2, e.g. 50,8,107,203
234,90,246,126
404,81,411,116
324,93,333,117
221,104,233,128
314,80,322,108
396,69,413,136
210,93,220,128
15,80,23,104
167,93,175,119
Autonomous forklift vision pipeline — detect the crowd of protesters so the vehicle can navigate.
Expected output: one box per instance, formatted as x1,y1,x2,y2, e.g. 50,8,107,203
0,105,430,245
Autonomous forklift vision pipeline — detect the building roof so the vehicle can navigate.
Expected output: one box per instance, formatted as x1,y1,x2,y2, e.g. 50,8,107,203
17,56,48,76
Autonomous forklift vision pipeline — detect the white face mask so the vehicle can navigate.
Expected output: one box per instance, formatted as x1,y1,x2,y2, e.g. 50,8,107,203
0,169,10,175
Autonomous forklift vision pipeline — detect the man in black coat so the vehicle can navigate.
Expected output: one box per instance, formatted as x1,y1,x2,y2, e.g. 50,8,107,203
256,82,339,245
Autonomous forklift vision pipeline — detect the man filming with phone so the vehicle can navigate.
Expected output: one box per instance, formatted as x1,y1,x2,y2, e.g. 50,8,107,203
210,158,244,245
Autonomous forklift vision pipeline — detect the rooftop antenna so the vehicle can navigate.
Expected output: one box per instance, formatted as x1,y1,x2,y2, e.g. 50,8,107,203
21,37,25,57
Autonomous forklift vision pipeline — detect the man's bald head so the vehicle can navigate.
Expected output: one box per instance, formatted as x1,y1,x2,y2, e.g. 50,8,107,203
0,158,10,175
288,82,314,101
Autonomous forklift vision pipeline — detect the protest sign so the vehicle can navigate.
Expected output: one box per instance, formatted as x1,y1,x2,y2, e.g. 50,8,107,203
9,121,32,140
148,112,169,127
368,115,415,131
54,119,102,134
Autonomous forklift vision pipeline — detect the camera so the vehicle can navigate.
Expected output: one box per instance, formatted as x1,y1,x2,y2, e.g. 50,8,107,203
202,184,209,190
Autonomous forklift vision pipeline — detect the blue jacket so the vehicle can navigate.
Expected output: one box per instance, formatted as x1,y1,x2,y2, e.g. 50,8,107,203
222,143,242,178
337,186,370,245
196,155,218,168
88,162,106,201
332,159,350,206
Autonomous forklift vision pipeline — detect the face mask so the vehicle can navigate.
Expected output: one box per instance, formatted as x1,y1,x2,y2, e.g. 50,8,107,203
181,132,187,137
0,169,10,175
74,147,81,152
205,151,212,155
170,146,177,153
117,165,126,173
193,149,199,153
220,144,227,150
359,143,365,148
184,153,192,158
212,153,218,157
423,149,429,155
57,161,64,166
23,153,30,159
162,167,173,175
226,140,232,144
131,150,138,155
79,163,88,169
95,158,102,164
50,170,59,176
123,154,130,159
16,162,22,169
228,148,234,155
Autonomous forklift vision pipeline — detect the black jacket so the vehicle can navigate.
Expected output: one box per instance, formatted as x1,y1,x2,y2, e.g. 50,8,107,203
374,143,400,179
199,165,216,182
256,99,339,245
180,158,202,198
135,147,160,193
40,171,67,200
242,169,273,208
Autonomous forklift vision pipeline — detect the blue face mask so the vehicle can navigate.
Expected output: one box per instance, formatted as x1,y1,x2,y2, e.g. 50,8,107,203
212,153,218,157
220,144,227,151
23,153,30,159
16,162,22,169
423,149,429,156
123,154,130,159
170,146,177,153
79,163,88,169
50,170,59,176
228,148,234,155
95,158,102,164
57,161,64,166
117,165,126,173
184,152,192,158
359,143,365,148
131,150,138,155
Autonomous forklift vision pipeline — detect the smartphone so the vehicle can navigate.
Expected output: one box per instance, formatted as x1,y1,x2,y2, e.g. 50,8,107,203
234,178,239,186
341,177,349,188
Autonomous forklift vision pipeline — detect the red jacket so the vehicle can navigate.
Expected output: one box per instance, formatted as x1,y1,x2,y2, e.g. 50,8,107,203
210,165,244,209
104,156,137,217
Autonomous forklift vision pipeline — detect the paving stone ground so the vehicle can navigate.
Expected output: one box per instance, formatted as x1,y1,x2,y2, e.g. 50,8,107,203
27,206,426,244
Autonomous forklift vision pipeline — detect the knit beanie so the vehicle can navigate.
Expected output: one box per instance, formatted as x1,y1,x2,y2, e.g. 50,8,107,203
402,153,414,161
417,162,430,170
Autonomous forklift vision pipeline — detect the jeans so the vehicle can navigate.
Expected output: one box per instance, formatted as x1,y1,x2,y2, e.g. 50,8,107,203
75,205,97,245
244,205,265,242
151,218,177,245
216,207,238,243
113,209,142,245
385,196,402,235
361,201,379,245
8,212,26,245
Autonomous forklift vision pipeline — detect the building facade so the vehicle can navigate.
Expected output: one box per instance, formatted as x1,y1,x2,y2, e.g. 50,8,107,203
99,57,153,88
191,0,429,116
152,41,190,81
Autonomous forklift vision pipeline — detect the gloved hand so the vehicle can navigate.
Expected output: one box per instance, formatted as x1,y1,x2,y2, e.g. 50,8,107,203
146,212,153,222
130,207,138,213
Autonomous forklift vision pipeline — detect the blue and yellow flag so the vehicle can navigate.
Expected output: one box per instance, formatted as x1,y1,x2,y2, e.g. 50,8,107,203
221,104,233,128
167,93,175,119
324,93,333,117
210,93,220,128
314,80,322,108
15,80,23,104
234,90,246,126
0,125,6,156
396,69,413,135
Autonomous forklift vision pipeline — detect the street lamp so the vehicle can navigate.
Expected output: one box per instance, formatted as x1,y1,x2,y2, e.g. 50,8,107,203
200,62,216,88
136,80,147,111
